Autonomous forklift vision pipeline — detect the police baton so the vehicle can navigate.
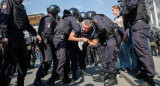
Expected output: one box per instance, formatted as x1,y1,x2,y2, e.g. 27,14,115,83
0,40,23,75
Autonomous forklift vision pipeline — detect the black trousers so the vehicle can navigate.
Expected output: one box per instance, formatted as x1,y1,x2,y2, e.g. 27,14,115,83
64,42,79,74
0,37,28,86
36,42,55,79
131,20,155,77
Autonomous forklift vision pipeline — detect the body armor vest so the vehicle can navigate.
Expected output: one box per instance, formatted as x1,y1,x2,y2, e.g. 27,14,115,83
99,14,115,34
136,0,149,23
54,18,72,35
12,0,27,30
38,15,54,44
121,0,149,28
38,16,48,36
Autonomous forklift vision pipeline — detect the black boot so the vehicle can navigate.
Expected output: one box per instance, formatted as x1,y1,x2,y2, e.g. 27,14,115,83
80,69,91,76
140,76,155,86
63,72,71,84
46,77,55,86
17,81,24,86
104,73,118,86
33,77,45,86
72,71,78,80
55,74,63,81
93,71,106,83
17,77,24,86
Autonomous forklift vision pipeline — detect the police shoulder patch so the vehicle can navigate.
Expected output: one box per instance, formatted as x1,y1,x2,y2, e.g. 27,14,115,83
2,3,7,10
47,23,51,28
94,18,98,24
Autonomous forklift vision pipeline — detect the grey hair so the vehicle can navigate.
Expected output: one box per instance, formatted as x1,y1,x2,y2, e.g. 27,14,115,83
82,19,92,27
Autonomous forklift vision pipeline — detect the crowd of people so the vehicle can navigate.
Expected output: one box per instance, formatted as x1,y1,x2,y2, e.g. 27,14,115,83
0,0,158,86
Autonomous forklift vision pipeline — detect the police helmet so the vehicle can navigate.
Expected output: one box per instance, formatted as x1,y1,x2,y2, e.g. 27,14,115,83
78,12,85,22
85,11,96,20
47,5,60,16
69,8,79,18
56,15,60,21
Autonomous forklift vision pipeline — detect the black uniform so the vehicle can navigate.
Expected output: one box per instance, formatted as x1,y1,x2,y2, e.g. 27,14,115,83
120,0,155,85
92,15,120,74
0,0,37,85
35,15,56,80
92,14,121,86
47,12,81,84
64,16,81,80
121,0,155,76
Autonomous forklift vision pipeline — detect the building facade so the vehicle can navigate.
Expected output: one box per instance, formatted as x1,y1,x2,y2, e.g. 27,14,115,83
146,0,160,31
28,13,45,31
24,13,45,36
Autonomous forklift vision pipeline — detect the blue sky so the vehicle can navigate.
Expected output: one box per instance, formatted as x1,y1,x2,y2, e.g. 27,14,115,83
1,0,119,20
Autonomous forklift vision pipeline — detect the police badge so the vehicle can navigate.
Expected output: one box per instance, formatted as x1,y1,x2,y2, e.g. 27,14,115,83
2,3,7,9
47,23,51,28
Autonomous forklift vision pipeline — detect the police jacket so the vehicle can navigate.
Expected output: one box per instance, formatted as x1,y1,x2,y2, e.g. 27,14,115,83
54,13,81,42
0,0,37,38
38,15,57,40
63,15,81,35
120,0,148,29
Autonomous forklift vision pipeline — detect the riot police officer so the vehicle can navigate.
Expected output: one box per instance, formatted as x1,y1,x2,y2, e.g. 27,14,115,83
46,9,81,85
62,8,81,83
0,0,41,86
33,4,60,86
115,0,156,85
85,11,121,86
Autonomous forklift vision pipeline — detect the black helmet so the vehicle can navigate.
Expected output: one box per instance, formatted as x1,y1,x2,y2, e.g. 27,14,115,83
56,15,60,21
78,12,85,22
69,8,79,18
85,11,96,20
47,5,60,16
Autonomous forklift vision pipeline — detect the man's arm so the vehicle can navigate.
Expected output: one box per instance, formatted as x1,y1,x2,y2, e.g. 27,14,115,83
68,32,89,42
120,0,139,16
88,38,98,46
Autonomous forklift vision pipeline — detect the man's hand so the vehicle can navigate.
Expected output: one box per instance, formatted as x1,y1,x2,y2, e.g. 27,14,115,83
89,42,94,46
123,29,129,42
81,38,89,43
123,34,128,42
2,38,8,47
37,35,42,43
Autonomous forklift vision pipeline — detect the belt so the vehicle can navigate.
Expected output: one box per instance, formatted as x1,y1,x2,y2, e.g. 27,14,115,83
55,30,65,35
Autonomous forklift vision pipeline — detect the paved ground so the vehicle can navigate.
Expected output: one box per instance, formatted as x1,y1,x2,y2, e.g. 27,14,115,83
9,62,130,86
153,56,160,75
9,56,160,86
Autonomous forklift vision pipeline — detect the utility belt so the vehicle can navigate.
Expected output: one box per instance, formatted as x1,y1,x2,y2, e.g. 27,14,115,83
54,30,66,40
42,35,51,45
